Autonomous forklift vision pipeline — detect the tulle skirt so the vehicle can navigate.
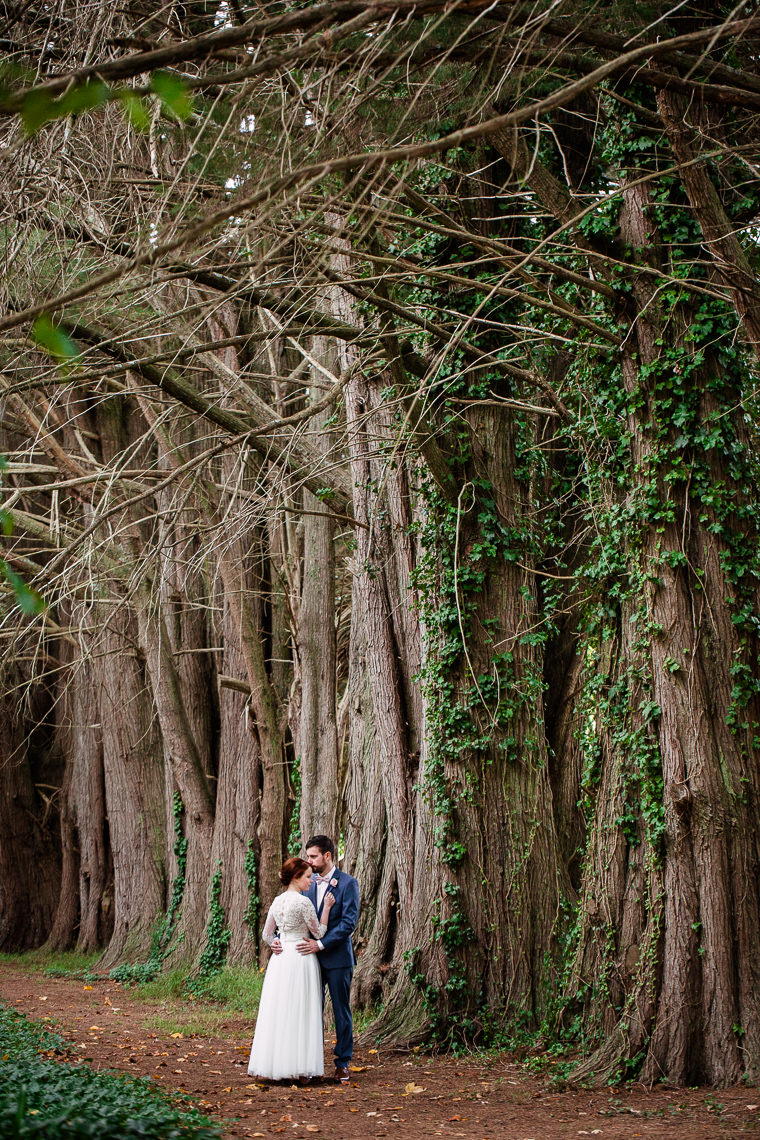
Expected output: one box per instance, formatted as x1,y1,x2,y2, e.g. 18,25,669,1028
248,943,324,1080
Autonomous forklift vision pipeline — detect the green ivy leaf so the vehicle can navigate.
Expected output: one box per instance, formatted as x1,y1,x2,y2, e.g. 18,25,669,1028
120,90,151,131
20,88,57,133
1,564,45,614
150,72,194,121
32,315,80,368
56,78,110,118
21,79,110,133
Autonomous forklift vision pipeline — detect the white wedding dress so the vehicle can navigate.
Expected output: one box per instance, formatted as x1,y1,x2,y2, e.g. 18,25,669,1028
248,891,327,1080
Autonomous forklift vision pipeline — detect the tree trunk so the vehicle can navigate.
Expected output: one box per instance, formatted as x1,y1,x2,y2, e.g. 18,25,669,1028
567,171,760,1085
209,591,262,964
294,379,339,843
216,539,287,945
0,662,60,950
133,586,215,959
70,650,111,954
95,608,168,967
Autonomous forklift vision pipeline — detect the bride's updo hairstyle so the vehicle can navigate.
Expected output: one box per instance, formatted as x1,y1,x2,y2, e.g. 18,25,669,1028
279,856,310,886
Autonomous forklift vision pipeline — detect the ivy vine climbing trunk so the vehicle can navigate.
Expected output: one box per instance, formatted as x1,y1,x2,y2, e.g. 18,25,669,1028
566,164,760,1086
413,403,563,1037
342,364,445,1037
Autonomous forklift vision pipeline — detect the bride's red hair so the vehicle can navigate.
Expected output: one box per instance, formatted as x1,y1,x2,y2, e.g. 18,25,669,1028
279,856,310,886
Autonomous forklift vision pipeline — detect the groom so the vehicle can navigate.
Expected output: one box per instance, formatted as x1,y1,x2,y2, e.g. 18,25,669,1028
297,834,360,1084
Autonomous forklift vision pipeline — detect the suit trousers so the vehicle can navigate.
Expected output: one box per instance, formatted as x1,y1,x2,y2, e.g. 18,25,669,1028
319,962,354,1066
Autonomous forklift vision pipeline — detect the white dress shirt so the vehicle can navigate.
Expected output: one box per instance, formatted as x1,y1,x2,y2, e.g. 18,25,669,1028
314,869,335,950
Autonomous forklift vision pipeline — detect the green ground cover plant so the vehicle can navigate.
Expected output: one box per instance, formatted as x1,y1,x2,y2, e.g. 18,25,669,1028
0,1001,222,1139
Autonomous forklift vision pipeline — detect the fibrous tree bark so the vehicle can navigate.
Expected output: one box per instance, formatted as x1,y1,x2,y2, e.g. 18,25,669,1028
0,660,61,951
293,367,340,845
96,606,168,968
566,164,760,1086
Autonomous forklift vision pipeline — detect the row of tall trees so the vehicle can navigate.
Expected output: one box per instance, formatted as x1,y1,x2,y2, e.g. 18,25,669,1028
2,0,760,1086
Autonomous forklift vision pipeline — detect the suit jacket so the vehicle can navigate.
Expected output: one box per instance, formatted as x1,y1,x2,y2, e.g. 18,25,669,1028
307,867,359,970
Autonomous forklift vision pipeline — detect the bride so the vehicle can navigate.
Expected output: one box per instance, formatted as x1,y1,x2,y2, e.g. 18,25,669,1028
248,856,335,1082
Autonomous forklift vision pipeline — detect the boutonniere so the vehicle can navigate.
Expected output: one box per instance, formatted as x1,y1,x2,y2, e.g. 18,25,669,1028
330,877,338,888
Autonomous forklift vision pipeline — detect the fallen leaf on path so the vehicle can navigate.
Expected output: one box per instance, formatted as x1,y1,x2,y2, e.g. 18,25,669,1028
88,1026,103,1031
403,1083,425,1095
305,1127,320,1133
349,1065,366,1072
170,1032,183,1039
83,985,93,991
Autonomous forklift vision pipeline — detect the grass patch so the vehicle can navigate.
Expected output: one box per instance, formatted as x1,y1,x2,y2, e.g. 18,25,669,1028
0,1001,222,1139
127,967,190,1002
124,964,264,1013
185,965,265,1013
123,964,263,1015
0,949,102,979
118,965,265,1038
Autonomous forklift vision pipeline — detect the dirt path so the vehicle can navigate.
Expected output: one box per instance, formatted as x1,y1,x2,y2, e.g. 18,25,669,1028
1,964,758,1139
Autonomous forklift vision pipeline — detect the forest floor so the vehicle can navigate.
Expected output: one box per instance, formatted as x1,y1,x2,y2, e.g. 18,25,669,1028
1,962,759,1140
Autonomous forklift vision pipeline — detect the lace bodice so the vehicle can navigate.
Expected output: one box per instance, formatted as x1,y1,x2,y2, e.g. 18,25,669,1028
262,891,327,945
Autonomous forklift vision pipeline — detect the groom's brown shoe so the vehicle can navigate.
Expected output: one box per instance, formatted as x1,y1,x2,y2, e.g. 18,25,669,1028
334,1066,350,1083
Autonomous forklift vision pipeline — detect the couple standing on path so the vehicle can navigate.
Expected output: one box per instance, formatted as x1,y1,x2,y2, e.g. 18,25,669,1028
248,835,360,1085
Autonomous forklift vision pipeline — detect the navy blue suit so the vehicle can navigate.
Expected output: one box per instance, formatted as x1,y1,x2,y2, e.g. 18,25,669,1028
307,867,359,1066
